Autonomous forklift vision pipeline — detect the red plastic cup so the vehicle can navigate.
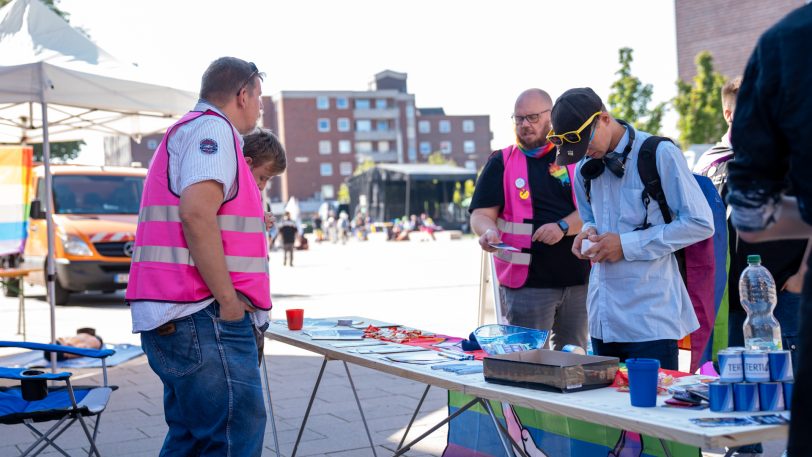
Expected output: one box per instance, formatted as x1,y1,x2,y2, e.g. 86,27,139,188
286,309,304,330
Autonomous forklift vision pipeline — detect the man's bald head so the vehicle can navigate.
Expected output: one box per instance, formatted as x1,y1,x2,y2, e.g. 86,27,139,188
513,89,553,150
514,89,553,111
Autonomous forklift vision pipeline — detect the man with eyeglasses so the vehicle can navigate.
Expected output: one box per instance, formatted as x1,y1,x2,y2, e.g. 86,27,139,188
126,57,269,456
469,89,590,351
550,88,714,369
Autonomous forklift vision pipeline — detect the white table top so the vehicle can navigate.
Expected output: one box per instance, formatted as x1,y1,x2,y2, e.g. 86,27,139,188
265,317,788,449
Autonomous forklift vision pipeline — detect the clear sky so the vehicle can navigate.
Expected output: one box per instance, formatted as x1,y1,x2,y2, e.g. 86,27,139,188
60,0,679,161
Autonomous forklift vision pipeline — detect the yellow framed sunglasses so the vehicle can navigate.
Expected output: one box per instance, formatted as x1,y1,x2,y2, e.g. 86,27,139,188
546,111,601,146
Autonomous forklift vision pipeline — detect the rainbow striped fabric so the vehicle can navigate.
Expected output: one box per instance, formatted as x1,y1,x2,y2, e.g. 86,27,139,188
0,147,33,256
443,392,700,457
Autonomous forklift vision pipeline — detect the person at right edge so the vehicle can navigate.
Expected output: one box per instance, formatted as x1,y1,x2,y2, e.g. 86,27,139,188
552,88,714,370
125,57,269,456
724,4,812,456
695,77,808,371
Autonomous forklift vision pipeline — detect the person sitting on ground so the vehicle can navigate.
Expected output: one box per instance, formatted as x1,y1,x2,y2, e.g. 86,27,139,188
42,327,103,361
419,213,442,240
242,128,287,232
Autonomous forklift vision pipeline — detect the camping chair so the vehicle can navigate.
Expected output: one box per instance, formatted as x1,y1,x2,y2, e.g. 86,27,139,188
0,341,116,457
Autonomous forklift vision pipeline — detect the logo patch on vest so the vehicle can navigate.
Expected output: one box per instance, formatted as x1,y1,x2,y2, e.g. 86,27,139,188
199,138,218,154
548,163,571,186
514,178,526,189
519,189,530,200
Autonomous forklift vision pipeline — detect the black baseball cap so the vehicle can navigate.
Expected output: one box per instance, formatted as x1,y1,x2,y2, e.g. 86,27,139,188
551,88,603,165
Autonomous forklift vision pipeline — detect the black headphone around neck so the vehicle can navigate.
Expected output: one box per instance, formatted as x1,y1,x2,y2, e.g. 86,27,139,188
580,119,635,181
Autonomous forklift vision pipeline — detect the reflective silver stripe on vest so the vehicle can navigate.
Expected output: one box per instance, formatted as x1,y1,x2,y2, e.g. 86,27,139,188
133,246,268,273
493,249,532,266
139,205,264,233
496,218,533,236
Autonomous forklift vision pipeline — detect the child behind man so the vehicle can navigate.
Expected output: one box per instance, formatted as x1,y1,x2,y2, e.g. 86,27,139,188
242,128,287,234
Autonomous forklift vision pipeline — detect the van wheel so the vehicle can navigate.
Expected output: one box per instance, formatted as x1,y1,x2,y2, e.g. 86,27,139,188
2,278,20,297
50,279,71,306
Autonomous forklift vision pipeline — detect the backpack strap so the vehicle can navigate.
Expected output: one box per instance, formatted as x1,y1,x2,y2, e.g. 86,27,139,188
636,136,687,281
636,136,674,227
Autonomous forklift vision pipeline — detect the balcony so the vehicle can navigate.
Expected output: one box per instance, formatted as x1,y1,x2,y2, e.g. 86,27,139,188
354,130,398,141
357,151,398,163
353,107,400,119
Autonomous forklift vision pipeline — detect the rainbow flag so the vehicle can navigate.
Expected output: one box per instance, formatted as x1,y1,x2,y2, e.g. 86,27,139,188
0,146,33,256
443,392,700,457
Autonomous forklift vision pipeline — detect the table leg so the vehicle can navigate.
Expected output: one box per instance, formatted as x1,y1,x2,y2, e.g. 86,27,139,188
658,438,674,457
291,356,328,457
480,398,529,457
261,354,281,457
343,361,378,457
17,277,26,340
397,384,431,450
392,397,480,457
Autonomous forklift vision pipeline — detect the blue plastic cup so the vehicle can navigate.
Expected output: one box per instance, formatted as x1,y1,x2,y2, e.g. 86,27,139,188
626,358,660,407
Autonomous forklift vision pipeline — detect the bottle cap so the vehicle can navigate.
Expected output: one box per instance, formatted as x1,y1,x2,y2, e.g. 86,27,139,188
747,254,761,264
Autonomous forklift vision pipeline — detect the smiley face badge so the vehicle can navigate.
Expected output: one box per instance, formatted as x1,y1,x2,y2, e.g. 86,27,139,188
515,178,530,200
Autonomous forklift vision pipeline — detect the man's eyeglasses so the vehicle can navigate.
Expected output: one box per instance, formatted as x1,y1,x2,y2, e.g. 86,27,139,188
511,109,551,125
546,111,601,146
236,62,260,96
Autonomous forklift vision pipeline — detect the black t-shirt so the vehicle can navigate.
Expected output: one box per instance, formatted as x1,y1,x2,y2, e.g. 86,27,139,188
469,148,590,288
279,223,298,244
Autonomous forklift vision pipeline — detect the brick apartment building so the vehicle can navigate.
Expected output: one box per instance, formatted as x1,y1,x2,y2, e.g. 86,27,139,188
270,70,492,204
675,0,804,80
110,70,492,208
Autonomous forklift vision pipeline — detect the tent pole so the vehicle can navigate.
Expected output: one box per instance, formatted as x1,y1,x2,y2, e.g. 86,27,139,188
41,99,58,373
405,177,411,218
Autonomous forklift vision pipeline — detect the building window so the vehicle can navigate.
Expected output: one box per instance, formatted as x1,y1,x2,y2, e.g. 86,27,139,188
317,118,330,132
419,142,432,155
418,120,431,134
339,161,353,176
320,163,333,176
375,99,387,109
356,120,372,132
337,118,351,132
147,139,158,150
336,97,349,109
463,120,475,132
376,120,389,131
355,99,371,109
355,141,373,153
316,96,329,110
439,120,451,133
319,140,332,155
440,141,452,154
338,140,352,154
406,105,415,118
378,141,390,152
465,160,477,170
464,141,476,153
322,184,335,199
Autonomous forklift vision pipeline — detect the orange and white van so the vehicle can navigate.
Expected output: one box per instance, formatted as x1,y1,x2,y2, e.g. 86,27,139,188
20,164,145,305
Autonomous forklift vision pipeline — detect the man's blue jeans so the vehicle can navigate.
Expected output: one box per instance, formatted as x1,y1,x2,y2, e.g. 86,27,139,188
141,302,266,457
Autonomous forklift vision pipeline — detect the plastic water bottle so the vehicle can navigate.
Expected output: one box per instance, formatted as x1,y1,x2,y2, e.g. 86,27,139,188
739,254,782,350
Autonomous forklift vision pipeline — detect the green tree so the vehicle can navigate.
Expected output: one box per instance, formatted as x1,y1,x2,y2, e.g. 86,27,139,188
32,141,84,163
427,151,456,166
673,51,727,147
607,47,666,134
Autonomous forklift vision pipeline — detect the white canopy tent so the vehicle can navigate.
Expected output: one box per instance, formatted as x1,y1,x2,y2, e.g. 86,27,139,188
0,0,196,360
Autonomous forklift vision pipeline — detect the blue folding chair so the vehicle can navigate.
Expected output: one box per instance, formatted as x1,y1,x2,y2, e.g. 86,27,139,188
0,341,116,457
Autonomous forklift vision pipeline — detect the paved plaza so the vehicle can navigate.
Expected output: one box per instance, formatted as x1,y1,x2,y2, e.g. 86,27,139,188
0,238,786,456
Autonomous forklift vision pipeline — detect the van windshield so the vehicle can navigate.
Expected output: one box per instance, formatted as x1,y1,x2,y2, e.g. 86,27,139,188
52,175,144,215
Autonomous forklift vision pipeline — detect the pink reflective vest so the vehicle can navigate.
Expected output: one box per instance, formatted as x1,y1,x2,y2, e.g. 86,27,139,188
493,144,577,288
125,110,271,310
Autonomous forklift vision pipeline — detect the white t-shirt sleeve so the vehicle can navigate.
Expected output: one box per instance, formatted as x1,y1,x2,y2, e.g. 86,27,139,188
171,116,238,200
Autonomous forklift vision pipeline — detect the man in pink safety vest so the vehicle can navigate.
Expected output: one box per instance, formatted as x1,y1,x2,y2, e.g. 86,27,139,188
126,57,269,456
469,89,590,350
